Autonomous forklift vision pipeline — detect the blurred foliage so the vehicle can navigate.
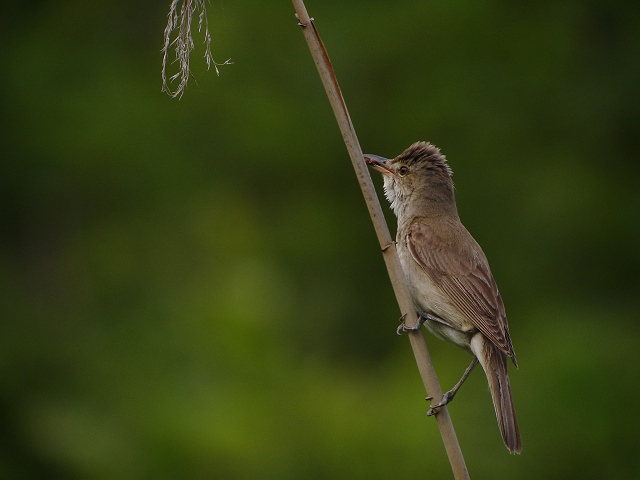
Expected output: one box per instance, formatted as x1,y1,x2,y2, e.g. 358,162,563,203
1,0,640,478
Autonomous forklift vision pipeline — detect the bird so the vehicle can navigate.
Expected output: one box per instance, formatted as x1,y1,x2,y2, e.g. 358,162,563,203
365,141,521,454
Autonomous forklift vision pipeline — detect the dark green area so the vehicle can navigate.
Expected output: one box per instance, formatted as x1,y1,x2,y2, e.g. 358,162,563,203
1,0,639,478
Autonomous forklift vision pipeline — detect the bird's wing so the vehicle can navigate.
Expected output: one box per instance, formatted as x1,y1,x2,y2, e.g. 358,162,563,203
406,219,516,361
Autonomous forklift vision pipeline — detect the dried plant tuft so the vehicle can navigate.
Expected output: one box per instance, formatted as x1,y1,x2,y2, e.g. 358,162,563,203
161,0,232,98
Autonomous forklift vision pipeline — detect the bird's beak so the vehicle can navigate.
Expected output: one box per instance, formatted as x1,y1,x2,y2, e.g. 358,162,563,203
364,154,394,176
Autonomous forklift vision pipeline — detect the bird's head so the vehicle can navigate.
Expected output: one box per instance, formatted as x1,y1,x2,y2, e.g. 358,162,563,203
364,141,455,218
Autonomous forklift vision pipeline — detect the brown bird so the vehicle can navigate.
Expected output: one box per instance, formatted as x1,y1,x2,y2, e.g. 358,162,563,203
365,142,521,454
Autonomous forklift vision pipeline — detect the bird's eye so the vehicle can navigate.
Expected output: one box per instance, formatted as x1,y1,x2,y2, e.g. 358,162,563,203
399,166,409,176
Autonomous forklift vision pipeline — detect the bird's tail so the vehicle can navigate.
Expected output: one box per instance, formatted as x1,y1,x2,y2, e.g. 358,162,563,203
471,335,522,454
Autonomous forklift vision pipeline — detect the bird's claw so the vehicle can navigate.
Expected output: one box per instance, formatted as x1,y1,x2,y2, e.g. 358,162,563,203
426,391,455,416
396,312,427,335
396,322,422,335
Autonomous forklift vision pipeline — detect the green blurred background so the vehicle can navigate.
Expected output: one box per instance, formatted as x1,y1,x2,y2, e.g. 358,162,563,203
1,0,639,478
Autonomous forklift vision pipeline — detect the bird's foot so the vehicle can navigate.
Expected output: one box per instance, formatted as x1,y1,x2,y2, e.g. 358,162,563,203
426,390,456,416
426,357,478,416
396,312,428,335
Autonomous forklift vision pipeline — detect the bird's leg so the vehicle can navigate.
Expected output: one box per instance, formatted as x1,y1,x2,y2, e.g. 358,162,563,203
427,357,479,416
396,311,449,335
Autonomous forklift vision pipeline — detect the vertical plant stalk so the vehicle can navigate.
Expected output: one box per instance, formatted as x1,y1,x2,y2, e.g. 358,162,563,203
291,1,470,478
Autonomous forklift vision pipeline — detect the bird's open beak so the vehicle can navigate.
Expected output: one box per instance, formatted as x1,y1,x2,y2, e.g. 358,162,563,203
364,154,394,176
